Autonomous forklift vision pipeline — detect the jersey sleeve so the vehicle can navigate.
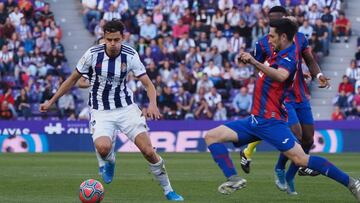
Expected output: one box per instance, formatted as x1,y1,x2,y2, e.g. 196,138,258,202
277,56,297,76
129,52,147,78
299,33,310,54
252,41,266,63
76,49,92,74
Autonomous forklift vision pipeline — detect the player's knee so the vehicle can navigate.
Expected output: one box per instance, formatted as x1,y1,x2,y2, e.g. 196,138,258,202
204,130,218,145
96,144,112,158
291,154,308,167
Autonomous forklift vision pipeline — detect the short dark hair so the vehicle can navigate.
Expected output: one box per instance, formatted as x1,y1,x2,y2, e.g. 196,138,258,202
270,18,298,41
103,19,125,35
269,6,287,15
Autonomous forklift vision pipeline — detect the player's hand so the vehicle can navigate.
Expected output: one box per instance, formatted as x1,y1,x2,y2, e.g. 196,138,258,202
318,75,330,88
39,101,52,112
146,103,162,120
303,72,312,80
239,52,254,64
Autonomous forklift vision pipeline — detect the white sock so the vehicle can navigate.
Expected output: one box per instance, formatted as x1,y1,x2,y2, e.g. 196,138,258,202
95,149,106,168
105,134,117,164
149,157,173,195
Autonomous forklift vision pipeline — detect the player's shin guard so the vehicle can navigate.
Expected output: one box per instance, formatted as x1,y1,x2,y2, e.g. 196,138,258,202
244,141,261,159
208,143,237,178
149,157,174,195
103,135,116,164
308,156,350,187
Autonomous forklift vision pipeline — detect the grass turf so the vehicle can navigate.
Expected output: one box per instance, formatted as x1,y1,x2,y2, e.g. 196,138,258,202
0,152,359,203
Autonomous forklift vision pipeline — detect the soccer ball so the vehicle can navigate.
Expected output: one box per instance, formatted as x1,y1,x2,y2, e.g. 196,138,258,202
79,179,105,203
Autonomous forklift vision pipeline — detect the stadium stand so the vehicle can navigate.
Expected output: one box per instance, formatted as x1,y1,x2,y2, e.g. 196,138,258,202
0,0,80,120
1,0,354,121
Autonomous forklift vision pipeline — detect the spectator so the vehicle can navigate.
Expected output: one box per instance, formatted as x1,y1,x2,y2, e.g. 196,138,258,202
213,102,227,121
228,31,246,62
103,4,121,22
299,0,309,13
308,33,323,61
205,87,222,110
210,30,227,54
82,0,101,30
299,19,313,39
218,0,233,11
203,60,221,85
177,32,196,58
181,8,194,25
58,91,75,119
0,44,15,75
0,88,17,118
172,19,189,39
176,86,193,119
242,4,257,28
4,0,17,14
15,88,31,119
196,32,210,53
211,9,225,29
135,7,147,27
168,5,181,26
331,105,345,120
345,59,360,84
172,0,188,15
0,3,8,25
194,97,213,119
152,6,163,26
7,33,21,53
9,6,23,27
196,73,214,92
36,32,52,55
158,86,177,119
232,87,252,117
140,16,157,42
227,6,241,28
355,46,360,67
333,11,351,43
37,2,54,22
262,0,281,9
338,75,354,95
306,4,321,25
313,18,329,55
307,0,326,11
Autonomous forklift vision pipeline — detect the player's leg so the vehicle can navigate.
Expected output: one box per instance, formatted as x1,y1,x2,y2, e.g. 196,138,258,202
296,104,320,176
120,104,183,201
240,140,261,174
133,132,183,201
90,110,117,184
95,149,105,175
283,142,360,201
273,103,301,193
205,117,260,194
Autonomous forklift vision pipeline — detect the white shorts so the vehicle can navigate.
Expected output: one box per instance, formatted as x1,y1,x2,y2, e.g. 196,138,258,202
89,104,148,142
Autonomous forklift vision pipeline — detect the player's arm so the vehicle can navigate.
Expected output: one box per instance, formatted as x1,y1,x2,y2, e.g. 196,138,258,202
303,50,330,88
39,70,82,112
77,76,91,88
138,74,161,120
240,52,290,82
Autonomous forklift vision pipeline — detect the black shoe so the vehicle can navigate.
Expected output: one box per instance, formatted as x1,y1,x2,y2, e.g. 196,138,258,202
240,150,251,174
298,167,320,176
345,38,349,43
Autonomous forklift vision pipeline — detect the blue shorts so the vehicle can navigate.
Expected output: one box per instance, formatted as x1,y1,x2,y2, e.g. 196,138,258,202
285,101,314,126
225,116,298,152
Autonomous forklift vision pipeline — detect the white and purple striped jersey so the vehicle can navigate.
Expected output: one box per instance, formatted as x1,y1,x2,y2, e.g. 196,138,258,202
76,44,146,110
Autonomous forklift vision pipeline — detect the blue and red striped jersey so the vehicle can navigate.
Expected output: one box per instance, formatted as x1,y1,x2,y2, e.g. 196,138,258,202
251,43,297,120
253,32,311,103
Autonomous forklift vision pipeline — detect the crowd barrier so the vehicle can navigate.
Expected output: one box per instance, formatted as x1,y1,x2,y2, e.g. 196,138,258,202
0,120,359,153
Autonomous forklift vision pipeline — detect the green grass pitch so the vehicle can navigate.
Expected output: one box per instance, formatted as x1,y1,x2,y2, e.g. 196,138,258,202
0,153,359,203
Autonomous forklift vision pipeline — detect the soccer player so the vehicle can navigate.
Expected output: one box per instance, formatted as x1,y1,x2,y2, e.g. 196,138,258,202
240,6,330,194
39,19,184,201
204,18,360,202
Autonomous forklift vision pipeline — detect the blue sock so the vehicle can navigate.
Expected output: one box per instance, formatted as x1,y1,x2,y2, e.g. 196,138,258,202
308,156,349,187
208,143,237,178
286,162,299,183
302,145,311,154
275,153,288,170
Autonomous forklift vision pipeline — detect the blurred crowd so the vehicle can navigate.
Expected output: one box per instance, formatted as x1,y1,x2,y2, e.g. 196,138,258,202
0,0,350,120
332,38,360,120
81,0,345,121
0,0,81,120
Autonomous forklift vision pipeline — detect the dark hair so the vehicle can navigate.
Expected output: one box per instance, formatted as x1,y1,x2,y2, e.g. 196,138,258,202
269,18,298,41
103,19,125,35
269,6,287,15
